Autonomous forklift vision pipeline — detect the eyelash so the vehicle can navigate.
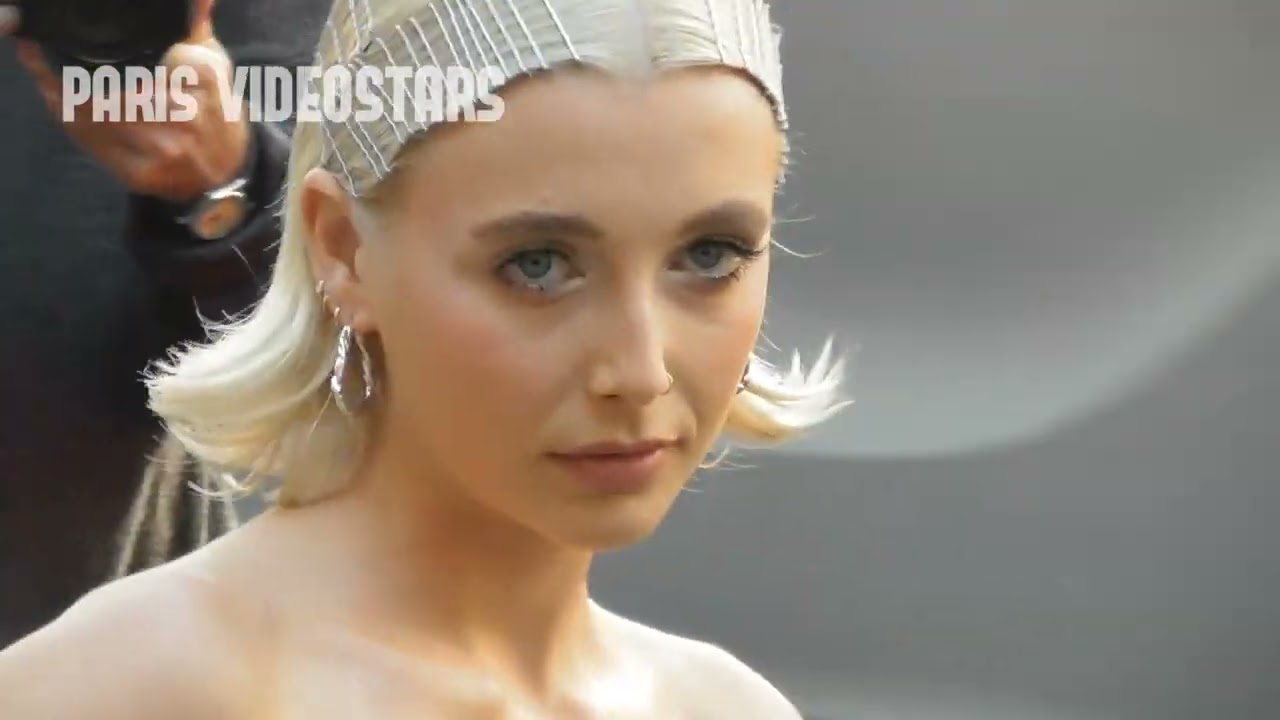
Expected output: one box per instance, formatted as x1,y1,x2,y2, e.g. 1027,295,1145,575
497,237,766,294
699,237,767,283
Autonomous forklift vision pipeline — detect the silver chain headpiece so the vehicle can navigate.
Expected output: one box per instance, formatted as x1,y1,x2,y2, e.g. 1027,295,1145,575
312,0,787,197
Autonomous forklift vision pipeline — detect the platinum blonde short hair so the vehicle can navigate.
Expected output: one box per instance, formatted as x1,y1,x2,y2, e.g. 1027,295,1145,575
114,0,849,576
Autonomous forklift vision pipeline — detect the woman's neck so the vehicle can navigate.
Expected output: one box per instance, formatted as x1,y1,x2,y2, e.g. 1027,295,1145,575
288,440,610,700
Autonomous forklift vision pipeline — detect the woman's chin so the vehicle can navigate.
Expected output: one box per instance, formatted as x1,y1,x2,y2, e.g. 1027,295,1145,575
541,500,674,553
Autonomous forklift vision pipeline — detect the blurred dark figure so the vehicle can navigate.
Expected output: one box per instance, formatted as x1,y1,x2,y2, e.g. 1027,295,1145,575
0,0,326,646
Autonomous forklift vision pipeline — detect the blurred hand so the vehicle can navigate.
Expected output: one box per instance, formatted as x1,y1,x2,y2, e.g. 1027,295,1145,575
9,0,250,203
0,3,17,37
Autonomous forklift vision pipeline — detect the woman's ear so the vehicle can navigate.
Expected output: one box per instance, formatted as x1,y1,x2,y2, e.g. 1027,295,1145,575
300,168,378,334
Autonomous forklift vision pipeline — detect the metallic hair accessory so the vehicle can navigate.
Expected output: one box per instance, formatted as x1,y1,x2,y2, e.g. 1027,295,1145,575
313,0,788,198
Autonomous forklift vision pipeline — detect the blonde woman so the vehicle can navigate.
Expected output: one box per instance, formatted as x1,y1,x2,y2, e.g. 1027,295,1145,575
0,0,847,716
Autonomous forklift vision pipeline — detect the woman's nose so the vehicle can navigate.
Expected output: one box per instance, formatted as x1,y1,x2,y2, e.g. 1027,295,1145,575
584,294,672,403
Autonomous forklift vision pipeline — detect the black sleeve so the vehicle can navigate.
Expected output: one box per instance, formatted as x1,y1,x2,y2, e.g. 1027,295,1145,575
120,0,330,329
122,118,294,323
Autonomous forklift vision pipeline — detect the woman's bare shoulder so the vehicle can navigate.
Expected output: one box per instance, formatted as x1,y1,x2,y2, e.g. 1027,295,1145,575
0,561,269,720
600,609,804,719
660,633,805,719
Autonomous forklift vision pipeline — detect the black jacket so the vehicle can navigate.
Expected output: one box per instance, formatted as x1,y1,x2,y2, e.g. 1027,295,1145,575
0,1,327,646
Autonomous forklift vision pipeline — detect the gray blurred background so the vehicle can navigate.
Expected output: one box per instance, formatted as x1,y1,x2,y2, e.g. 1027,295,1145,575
591,1,1280,718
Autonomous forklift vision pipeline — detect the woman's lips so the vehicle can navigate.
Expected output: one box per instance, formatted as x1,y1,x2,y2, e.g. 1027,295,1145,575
548,440,676,492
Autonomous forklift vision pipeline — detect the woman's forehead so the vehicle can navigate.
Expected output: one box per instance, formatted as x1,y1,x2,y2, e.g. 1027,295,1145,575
394,68,783,187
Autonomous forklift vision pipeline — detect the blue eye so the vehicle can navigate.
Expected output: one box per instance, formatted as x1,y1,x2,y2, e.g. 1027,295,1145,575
498,248,576,293
687,243,729,271
681,238,764,281
514,250,556,279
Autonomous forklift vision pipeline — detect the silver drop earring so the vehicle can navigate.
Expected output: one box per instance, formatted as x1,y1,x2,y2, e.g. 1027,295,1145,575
317,279,375,415
736,359,753,394
331,324,375,415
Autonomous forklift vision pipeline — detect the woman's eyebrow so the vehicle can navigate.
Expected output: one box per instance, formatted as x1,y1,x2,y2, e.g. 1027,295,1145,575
468,199,769,243
470,210,604,242
678,199,770,236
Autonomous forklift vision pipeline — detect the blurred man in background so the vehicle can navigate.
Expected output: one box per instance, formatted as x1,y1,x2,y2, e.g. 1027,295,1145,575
0,0,325,646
